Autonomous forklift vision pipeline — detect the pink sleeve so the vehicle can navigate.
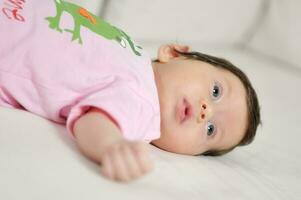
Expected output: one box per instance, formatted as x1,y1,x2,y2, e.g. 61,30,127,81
65,83,146,141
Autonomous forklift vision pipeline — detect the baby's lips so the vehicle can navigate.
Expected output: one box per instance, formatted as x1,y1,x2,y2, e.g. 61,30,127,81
176,98,194,124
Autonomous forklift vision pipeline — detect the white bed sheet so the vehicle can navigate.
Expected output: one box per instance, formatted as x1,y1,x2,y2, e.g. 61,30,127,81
0,48,300,200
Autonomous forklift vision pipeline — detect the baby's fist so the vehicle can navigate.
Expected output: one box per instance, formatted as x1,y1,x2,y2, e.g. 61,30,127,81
100,140,154,182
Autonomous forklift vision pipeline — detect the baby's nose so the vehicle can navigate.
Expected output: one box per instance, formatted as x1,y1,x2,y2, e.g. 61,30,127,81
197,101,213,123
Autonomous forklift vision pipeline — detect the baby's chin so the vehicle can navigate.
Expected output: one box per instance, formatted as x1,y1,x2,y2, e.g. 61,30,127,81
160,117,178,136
162,103,179,125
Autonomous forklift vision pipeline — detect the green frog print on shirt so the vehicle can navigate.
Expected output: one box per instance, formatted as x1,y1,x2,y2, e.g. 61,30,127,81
45,0,142,56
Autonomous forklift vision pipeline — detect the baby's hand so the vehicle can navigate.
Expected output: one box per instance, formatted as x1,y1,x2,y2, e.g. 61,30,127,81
100,140,154,182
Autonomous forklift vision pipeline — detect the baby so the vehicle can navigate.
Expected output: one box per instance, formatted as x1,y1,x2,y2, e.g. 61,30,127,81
0,0,261,182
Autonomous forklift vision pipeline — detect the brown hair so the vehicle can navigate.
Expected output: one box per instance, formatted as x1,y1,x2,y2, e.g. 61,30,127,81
155,50,261,156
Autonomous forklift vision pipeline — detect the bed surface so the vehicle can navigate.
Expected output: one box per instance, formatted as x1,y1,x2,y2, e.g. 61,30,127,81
1,47,300,200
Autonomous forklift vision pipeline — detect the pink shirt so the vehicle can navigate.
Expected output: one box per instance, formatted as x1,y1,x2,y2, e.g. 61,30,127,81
0,0,161,142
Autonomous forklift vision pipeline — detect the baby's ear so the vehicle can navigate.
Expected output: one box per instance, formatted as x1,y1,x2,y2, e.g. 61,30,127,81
157,44,190,63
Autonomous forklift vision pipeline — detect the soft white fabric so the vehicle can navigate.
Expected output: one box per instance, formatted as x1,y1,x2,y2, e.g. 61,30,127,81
249,0,301,68
105,0,262,46
1,48,300,200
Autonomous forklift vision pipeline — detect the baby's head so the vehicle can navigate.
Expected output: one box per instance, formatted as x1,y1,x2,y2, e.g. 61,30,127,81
151,44,261,156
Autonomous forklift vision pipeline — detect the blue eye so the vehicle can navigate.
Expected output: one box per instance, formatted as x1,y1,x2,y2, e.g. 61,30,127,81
206,122,215,136
212,83,222,100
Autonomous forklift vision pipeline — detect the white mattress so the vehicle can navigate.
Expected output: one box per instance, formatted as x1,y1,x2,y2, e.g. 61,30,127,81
0,48,300,200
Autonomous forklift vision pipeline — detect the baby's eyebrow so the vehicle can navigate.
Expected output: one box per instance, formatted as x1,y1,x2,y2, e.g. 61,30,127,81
218,126,225,145
216,121,224,142
223,75,232,96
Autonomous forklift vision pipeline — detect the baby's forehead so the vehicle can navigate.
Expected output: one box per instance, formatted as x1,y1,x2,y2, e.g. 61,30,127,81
188,59,225,71
184,59,245,88
216,80,248,150
212,65,244,86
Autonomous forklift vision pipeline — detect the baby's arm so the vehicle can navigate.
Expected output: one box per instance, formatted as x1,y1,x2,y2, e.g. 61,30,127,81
73,108,154,182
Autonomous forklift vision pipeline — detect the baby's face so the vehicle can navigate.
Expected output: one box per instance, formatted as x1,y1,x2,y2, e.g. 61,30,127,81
151,57,248,155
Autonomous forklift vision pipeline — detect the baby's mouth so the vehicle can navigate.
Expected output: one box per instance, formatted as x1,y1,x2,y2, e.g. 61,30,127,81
176,98,194,124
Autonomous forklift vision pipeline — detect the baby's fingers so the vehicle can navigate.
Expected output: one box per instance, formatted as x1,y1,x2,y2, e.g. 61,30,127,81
100,146,128,181
100,152,114,179
131,142,154,173
100,141,154,182
110,145,130,181
121,143,142,179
